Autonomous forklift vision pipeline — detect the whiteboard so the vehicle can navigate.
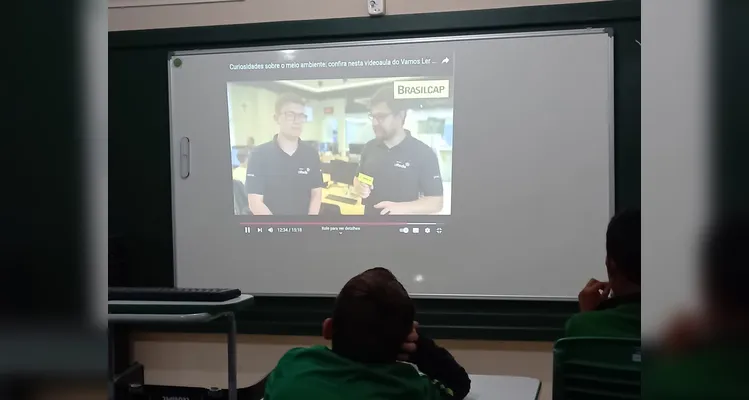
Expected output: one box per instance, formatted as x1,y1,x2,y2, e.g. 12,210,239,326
168,29,614,299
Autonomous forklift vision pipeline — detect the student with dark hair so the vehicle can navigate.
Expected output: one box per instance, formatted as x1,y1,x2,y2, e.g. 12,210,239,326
245,93,324,215
353,85,444,215
564,209,641,338
698,214,749,339
264,267,471,400
648,214,749,399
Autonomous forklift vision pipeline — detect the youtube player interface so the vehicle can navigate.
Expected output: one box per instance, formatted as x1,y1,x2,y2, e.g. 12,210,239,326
227,51,454,237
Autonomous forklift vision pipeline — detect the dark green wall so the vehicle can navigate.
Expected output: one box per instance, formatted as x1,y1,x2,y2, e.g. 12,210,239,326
109,0,640,341
714,0,749,214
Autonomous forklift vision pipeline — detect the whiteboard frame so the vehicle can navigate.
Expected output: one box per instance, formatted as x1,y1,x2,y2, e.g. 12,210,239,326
171,28,612,57
168,28,616,300
109,0,242,8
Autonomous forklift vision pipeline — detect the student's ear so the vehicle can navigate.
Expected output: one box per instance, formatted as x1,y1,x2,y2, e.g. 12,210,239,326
322,318,333,340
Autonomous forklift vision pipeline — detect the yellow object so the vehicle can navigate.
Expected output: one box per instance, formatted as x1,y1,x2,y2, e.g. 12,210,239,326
357,173,374,187
321,186,365,215
232,166,247,183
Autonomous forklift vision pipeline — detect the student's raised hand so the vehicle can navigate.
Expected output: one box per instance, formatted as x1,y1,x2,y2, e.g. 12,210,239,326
353,177,371,199
578,278,611,312
397,322,419,361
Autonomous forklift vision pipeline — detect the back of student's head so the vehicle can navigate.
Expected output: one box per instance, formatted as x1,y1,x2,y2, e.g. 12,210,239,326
702,213,749,313
330,267,414,363
606,209,641,285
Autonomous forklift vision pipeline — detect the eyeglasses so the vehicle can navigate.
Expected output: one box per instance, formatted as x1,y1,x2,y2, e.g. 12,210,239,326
368,112,392,122
282,112,309,123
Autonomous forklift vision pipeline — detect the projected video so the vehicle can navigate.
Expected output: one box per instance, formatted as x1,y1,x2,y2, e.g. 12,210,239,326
228,77,454,216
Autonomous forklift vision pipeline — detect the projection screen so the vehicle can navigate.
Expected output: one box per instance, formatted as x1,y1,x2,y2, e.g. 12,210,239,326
168,28,614,299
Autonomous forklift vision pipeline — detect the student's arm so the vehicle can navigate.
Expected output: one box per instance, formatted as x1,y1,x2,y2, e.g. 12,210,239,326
410,335,471,400
245,150,272,215
374,149,444,215
251,373,270,400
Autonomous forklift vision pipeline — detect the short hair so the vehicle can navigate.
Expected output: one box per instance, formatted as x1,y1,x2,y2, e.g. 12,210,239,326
606,209,641,284
331,267,414,363
370,85,407,114
274,93,305,115
702,213,749,309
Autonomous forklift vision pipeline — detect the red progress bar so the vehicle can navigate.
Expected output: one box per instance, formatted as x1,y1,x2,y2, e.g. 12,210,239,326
238,222,408,226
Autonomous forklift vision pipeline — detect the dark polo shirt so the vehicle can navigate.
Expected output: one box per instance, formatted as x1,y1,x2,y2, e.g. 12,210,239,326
357,131,443,215
245,135,324,215
564,293,641,339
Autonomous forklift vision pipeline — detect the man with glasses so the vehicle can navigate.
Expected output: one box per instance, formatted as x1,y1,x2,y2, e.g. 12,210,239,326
245,93,324,215
353,86,444,215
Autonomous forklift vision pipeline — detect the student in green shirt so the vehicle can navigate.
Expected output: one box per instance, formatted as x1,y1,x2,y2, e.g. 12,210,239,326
565,209,641,338
647,214,749,400
264,267,471,400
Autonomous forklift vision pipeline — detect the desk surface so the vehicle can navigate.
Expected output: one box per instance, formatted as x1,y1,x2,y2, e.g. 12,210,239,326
108,312,215,323
254,374,539,400
109,294,253,307
466,375,541,400
109,294,254,315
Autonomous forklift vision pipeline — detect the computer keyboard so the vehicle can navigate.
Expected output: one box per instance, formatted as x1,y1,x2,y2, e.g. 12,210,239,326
108,287,242,302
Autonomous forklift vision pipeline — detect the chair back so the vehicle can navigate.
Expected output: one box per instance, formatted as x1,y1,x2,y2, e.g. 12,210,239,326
552,337,641,400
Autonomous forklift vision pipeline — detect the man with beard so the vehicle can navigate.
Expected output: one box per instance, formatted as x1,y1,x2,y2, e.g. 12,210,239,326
353,86,444,215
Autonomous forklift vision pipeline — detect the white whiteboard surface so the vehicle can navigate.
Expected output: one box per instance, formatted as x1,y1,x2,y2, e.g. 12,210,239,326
168,29,614,299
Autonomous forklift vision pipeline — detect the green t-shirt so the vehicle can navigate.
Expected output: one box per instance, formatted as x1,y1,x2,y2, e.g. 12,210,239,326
265,346,454,400
564,297,641,339
645,345,749,400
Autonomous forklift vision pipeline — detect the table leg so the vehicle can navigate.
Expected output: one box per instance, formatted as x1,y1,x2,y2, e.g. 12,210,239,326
226,312,237,400
107,324,115,399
